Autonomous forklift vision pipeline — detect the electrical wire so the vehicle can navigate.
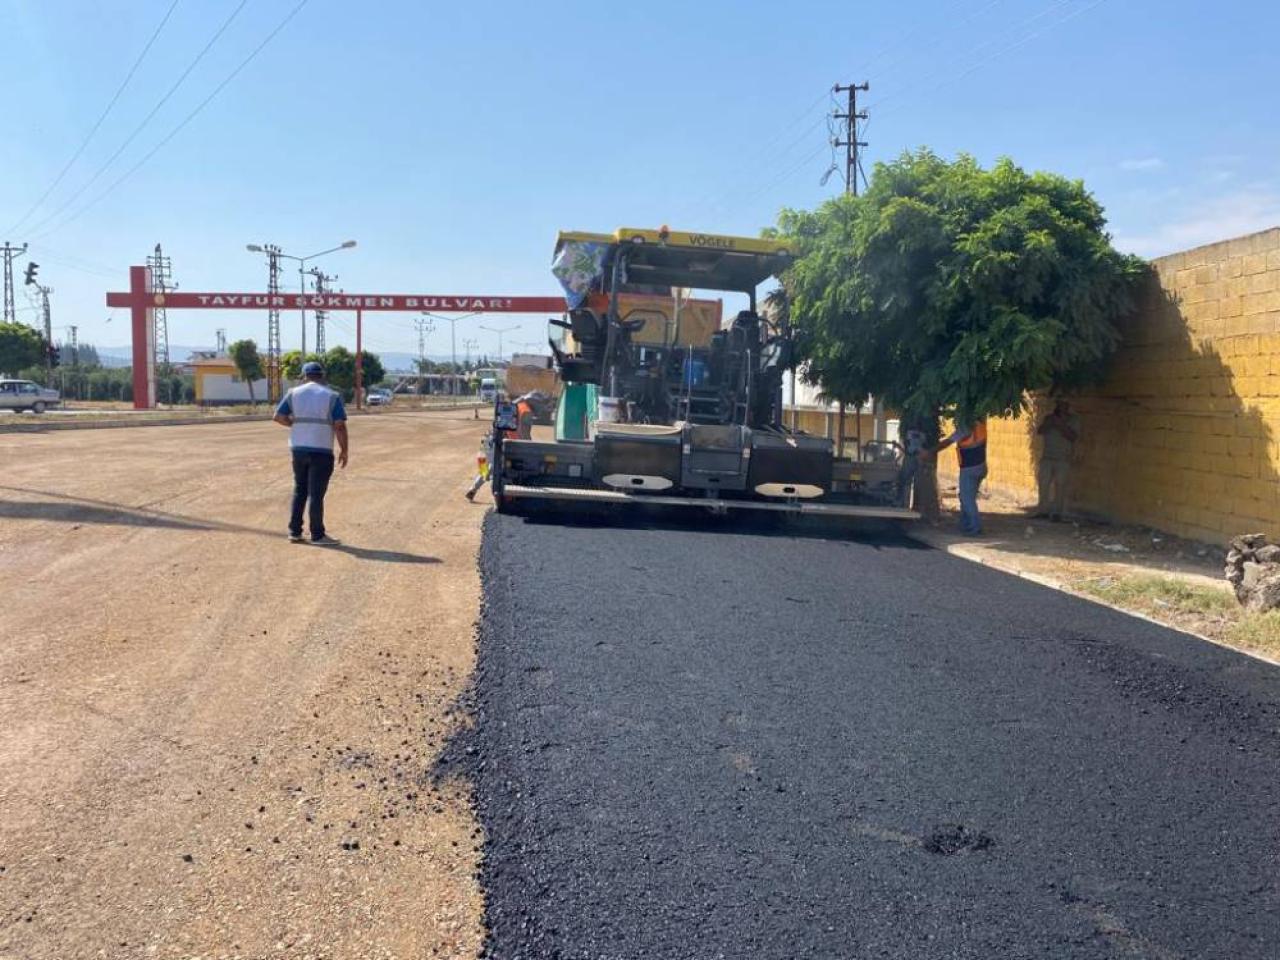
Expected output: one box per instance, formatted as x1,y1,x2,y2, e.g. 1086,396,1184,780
6,0,183,236
24,245,123,280
23,0,252,238
867,0,1077,116
689,0,1109,224
32,0,311,241
860,0,1004,90
674,0,1007,226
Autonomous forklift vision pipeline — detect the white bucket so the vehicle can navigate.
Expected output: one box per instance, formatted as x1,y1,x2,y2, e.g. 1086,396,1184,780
597,396,623,423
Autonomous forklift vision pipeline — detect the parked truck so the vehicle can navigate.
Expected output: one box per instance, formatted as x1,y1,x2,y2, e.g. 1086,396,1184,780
490,227,916,521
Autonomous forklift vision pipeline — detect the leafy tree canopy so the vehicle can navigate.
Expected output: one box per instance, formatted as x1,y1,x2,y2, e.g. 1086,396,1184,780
281,349,324,382
320,346,384,397
0,322,47,376
227,339,264,403
774,149,1144,424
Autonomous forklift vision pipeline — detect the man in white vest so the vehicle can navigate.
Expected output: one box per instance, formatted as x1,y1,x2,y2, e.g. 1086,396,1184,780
273,361,349,544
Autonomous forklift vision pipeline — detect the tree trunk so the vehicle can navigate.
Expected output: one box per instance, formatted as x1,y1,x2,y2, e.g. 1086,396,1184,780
914,414,943,521
914,453,941,522
836,400,846,458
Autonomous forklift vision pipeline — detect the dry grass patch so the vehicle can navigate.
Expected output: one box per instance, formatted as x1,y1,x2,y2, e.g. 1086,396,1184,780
1077,573,1280,660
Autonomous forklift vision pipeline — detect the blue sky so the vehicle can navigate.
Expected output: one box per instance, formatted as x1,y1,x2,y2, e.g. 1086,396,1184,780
1,0,1276,361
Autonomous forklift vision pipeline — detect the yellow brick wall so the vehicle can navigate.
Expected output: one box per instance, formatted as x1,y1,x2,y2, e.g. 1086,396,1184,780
940,226,1280,544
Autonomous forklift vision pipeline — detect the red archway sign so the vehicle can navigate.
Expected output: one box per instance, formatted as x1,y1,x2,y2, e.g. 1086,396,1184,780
107,265,566,409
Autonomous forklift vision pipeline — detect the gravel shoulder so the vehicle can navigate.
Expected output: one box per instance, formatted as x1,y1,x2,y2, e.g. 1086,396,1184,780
914,495,1280,662
0,411,490,959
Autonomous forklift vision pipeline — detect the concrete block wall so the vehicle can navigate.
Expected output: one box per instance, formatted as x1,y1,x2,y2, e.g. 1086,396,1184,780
940,227,1280,544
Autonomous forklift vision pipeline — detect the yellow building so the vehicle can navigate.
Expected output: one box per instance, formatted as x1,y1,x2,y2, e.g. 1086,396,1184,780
191,356,271,406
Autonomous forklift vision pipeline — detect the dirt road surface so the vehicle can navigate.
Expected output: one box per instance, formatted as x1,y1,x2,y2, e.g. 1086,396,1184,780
0,412,488,959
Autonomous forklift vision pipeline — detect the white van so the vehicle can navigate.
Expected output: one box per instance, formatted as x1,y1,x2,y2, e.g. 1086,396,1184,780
478,378,498,403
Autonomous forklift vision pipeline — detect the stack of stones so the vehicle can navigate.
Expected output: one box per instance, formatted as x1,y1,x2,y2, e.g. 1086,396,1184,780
1224,533,1280,612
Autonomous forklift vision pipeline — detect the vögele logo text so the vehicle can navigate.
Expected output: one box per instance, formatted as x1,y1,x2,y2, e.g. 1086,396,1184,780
687,234,736,249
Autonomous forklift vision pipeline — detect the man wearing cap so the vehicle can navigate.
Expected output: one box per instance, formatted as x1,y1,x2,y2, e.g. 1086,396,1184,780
273,361,349,544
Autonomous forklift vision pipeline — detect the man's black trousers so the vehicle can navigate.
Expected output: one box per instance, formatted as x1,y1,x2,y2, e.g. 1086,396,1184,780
290,450,335,539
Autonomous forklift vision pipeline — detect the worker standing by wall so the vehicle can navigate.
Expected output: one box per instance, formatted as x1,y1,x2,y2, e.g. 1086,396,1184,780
1036,399,1079,521
934,418,988,536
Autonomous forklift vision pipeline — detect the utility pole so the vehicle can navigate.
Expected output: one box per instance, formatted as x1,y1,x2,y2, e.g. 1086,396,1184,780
833,81,868,455
215,328,227,354
415,314,435,395
261,244,283,402
463,337,478,371
146,244,174,367
2,242,27,324
308,268,334,354
833,81,869,196
35,284,53,386
68,324,79,399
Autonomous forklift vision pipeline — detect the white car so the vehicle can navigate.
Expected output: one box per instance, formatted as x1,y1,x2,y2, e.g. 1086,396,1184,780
366,389,393,406
0,379,60,413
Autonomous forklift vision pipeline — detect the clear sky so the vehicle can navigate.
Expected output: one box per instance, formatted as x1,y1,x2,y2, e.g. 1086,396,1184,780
1,0,1276,362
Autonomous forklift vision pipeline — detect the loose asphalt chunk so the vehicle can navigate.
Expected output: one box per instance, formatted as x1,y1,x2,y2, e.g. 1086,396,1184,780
462,512,1280,959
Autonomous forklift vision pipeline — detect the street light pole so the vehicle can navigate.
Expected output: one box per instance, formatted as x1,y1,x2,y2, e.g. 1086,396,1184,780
299,262,307,355
479,323,519,363
423,311,480,396
246,240,356,360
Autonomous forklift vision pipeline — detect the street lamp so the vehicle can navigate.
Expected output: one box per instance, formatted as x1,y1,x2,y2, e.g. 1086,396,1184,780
423,311,480,396
479,323,518,363
246,240,356,356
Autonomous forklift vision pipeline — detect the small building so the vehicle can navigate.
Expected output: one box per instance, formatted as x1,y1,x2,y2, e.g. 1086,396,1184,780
191,357,271,406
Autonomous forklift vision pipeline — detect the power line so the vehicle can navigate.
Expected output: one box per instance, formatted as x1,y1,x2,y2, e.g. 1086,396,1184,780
681,0,1106,225
23,246,120,280
34,0,311,241
674,0,997,227
5,0,182,236
866,0,1080,118
24,1,249,239
859,0,1004,90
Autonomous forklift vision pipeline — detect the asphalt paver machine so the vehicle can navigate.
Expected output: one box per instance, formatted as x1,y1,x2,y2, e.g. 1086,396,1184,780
492,227,917,521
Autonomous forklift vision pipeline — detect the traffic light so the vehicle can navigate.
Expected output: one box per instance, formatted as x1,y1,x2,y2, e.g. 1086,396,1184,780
23,262,39,285
46,343,60,368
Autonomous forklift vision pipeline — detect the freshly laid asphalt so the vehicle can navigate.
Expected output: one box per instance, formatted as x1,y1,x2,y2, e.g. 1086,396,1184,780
461,513,1280,959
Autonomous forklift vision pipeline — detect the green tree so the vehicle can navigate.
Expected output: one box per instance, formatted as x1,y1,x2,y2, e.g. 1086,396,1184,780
0,322,45,376
228,339,264,404
776,149,1143,427
281,350,323,382
321,346,384,399
360,350,385,390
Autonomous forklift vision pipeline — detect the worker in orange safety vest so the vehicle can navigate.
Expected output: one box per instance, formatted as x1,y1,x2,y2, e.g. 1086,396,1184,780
934,418,988,535
504,395,535,440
